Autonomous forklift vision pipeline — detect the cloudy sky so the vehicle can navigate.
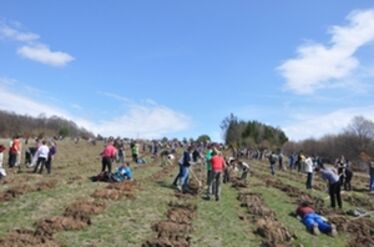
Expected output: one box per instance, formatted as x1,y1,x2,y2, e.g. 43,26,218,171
1,1,374,141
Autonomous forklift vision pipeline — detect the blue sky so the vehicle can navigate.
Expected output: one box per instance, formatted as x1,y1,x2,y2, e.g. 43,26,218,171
1,1,374,141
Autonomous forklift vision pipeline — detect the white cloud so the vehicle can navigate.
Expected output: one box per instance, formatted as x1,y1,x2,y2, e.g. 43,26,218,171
282,106,374,141
278,9,374,94
0,23,39,42
17,45,74,67
0,79,192,138
0,19,74,67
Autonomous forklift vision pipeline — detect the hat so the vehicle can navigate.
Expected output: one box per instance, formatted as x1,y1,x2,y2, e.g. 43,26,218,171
0,145,6,152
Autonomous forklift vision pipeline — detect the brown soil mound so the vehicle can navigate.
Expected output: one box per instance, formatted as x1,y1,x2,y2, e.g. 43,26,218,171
329,216,374,247
91,188,123,200
35,214,90,237
64,199,106,216
231,177,248,189
35,180,58,191
152,221,192,236
238,193,276,220
0,229,59,247
0,185,30,201
142,237,190,247
167,208,194,225
106,181,137,191
255,219,295,245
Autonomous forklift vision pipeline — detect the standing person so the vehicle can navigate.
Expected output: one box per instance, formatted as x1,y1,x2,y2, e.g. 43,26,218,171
268,152,278,176
316,165,342,209
304,156,314,190
9,136,21,168
100,141,117,173
33,140,50,174
0,145,7,178
209,150,225,201
360,152,374,193
289,154,294,170
178,146,194,193
131,142,139,163
278,152,284,170
204,145,213,197
297,151,305,173
44,142,57,174
343,160,353,191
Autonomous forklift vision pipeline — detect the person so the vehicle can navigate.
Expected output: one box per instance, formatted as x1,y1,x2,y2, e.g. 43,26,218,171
112,162,133,182
44,142,57,174
316,165,342,209
360,152,374,193
178,146,194,193
268,152,278,176
297,151,305,173
238,160,250,180
304,156,314,190
209,150,225,201
336,156,346,187
9,136,21,168
100,141,117,173
0,145,7,179
278,152,284,170
343,160,353,191
296,201,337,236
131,142,139,163
33,140,50,174
204,145,213,196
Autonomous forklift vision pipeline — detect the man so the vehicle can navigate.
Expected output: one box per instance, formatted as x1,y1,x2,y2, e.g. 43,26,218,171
179,146,194,193
238,160,250,180
45,142,57,174
209,150,225,201
204,145,213,196
316,165,342,209
33,140,50,174
296,201,337,236
304,156,314,190
100,141,117,173
268,152,278,176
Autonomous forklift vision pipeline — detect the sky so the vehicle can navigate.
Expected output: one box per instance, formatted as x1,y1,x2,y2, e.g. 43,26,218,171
1,1,374,141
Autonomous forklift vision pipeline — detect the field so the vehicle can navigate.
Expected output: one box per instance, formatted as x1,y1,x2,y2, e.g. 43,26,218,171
0,140,373,247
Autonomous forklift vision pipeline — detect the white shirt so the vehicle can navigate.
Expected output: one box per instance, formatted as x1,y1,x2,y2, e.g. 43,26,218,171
304,157,314,173
37,145,50,159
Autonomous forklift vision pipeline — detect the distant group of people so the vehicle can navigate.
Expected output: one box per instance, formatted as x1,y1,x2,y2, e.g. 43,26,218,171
0,136,57,178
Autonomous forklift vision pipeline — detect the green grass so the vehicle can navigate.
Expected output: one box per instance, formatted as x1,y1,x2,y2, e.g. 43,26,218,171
192,184,261,247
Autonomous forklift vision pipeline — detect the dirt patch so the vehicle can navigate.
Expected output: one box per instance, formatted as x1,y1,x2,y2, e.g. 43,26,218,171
329,215,374,247
35,180,58,191
35,213,91,237
0,184,31,202
238,192,276,220
64,199,107,216
231,177,248,189
106,180,137,191
255,219,296,245
0,229,59,247
91,188,123,200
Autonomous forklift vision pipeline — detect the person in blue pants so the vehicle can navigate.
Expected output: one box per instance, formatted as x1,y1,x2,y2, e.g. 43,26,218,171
296,201,337,236
178,146,194,193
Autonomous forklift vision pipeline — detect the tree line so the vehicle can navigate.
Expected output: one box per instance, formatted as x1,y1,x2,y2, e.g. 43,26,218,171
0,110,94,138
283,116,374,170
221,113,289,149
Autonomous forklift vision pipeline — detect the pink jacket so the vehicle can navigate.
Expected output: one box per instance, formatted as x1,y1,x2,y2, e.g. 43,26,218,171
101,144,117,158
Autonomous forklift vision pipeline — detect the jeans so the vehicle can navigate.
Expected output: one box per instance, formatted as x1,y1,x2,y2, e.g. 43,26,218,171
303,213,332,233
211,171,222,200
306,172,313,189
206,170,213,195
180,166,190,192
370,173,374,192
270,163,275,176
329,182,342,208
33,157,47,173
173,163,183,186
